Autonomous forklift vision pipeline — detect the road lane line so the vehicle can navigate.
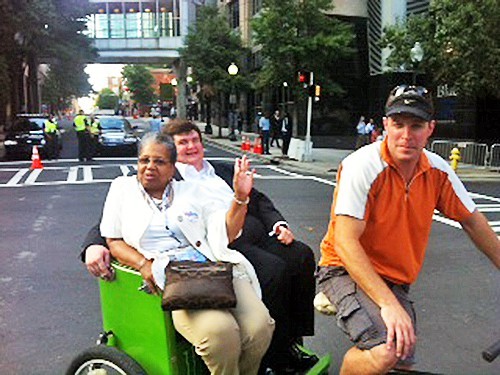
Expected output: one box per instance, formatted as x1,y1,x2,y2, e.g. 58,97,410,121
5,168,29,186
25,169,43,184
67,166,78,182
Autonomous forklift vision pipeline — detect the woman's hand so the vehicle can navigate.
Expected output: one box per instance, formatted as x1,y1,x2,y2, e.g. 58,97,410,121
138,259,158,295
233,155,254,201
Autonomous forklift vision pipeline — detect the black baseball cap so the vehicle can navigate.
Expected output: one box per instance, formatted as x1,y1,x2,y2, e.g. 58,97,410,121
385,85,434,121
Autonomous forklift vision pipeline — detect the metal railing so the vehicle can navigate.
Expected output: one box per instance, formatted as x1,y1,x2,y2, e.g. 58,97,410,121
430,140,491,167
490,144,500,168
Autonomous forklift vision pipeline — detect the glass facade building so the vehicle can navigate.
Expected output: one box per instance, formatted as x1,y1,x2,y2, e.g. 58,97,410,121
87,1,181,39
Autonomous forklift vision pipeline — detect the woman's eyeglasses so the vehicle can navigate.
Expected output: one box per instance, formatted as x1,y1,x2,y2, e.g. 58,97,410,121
138,157,169,167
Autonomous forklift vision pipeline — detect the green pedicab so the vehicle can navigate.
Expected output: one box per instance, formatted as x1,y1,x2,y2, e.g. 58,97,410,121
67,263,331,375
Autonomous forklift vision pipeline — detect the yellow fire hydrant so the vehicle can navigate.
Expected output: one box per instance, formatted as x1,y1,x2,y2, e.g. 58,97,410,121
449,147,461,171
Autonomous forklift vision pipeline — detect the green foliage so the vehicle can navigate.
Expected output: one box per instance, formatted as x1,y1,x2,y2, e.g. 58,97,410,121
380,0,500,98
180,5,249,97
96,88,119,110
1,0,96,112
122,65,157,105
252,0,355,97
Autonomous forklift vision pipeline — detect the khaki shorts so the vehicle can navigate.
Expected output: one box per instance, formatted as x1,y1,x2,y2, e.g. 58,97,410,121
316,266,416,365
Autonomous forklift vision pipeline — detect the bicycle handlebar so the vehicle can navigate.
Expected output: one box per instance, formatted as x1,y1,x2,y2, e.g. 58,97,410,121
482,340,500,362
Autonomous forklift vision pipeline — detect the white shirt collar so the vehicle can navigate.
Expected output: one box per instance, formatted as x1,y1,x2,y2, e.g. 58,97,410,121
175,160,216,181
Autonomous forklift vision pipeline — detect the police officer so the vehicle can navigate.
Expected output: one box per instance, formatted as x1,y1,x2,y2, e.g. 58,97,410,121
73,110,90,161
44,114,59,160
89,116,101,159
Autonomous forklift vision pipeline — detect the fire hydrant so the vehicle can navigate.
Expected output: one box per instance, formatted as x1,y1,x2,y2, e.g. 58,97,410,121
449,147,461,171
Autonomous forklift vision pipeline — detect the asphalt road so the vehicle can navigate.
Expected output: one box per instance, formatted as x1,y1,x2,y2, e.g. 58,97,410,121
0,130,498,374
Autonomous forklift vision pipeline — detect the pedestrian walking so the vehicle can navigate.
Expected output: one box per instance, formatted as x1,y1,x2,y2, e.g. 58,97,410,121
44,113,59,160
270,110,282,148
73,110,91,161
365,118,375,142
354,116,367,149
281,111,292,157
259,111,271,155
317,84,500,375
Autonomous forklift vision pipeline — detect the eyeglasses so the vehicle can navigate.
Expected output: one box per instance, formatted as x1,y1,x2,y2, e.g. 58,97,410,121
138,157,170,167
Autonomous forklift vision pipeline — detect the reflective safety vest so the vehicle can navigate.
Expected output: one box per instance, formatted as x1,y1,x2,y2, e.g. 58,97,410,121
74,115,88,132
90,120,100,136
44,119,58,134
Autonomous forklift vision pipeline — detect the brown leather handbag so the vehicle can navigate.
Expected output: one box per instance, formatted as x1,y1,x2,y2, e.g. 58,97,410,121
161,260,237,311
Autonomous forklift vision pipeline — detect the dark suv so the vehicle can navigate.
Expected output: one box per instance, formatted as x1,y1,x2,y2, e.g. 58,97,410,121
4,114,62,160
97,116,138,156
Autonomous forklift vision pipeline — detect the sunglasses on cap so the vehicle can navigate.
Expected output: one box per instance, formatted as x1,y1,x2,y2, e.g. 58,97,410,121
386,84,434,121
390,85,430,99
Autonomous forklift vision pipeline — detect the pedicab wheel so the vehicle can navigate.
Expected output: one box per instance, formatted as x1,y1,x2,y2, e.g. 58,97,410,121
66,345,146,375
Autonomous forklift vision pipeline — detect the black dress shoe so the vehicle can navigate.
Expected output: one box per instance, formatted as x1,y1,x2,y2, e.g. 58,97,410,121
272,342,320,373
287,342,319,371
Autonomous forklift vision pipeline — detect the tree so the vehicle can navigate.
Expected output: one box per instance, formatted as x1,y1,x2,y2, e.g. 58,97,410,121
252,0,355,98
96,88,119,110
180,5,249,133
380,0,500,99
121,65,157,107
0,0,95,122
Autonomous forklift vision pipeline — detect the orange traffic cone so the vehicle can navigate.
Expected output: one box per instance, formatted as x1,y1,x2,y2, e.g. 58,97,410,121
252,137,263,155
241,136,249,151
245,137,252,152
30,146,44,170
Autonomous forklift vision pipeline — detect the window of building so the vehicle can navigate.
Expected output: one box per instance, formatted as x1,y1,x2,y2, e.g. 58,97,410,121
252,0,263,16
228,1,240,29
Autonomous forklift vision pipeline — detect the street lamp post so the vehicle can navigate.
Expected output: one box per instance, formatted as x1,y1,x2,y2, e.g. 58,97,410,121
227,62,238,141
410,42,424,85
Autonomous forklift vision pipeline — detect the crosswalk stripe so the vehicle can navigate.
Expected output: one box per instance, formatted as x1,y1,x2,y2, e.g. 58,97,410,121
25,169,42,184
6,168,29,186
120,165,130,176
83,166,93,182
67,166,78,182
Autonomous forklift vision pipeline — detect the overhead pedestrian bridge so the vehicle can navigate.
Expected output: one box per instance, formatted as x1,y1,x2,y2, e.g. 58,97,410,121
87,0,197,64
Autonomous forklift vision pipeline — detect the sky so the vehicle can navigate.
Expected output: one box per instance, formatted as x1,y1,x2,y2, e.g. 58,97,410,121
79,64,124,112
85,64,124,92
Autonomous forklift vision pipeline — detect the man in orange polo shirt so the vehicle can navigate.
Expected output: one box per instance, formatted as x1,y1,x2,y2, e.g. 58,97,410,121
317,85,500,375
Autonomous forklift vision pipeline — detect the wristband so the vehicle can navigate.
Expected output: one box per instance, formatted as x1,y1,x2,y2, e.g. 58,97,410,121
233,195,250,205
137,257,148,270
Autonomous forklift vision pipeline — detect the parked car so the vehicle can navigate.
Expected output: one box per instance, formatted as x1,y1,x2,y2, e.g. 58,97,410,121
97,116,138,156
3,114,62,160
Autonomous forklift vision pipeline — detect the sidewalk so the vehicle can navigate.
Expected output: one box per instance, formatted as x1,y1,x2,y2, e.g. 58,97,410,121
196,121,500,182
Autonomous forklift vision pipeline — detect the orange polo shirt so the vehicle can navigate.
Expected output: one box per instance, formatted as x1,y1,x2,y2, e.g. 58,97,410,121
319,140,475,285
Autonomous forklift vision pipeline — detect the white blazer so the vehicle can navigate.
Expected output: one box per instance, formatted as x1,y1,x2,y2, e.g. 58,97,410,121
100,176,261,297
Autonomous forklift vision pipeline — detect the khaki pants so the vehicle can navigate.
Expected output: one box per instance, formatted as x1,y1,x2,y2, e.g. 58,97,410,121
172,279,275,375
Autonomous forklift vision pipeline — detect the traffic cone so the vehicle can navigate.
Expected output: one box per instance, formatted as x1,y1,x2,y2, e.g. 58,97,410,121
30,146,44,170
252,137,263,155
241,136,249,151
245,137,252,151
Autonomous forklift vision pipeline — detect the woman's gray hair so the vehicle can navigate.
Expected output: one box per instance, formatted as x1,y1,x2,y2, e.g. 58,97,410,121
138,132,177,163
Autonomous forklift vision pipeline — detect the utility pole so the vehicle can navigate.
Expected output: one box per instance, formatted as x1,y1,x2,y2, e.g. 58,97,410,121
304,71,313,162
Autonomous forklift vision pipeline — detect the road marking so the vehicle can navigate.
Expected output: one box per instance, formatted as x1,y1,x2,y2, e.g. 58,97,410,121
25,169,42,184
67,166,78,182
83,166,93,182
6,168,29,186
120,165,130,176
0,162,499,235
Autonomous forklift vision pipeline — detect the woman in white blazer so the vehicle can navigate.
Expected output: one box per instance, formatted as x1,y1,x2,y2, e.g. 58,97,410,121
100,132,274,375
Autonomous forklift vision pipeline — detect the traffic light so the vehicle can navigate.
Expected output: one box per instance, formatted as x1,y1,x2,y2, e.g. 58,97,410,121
307,84,321,99
314,85,321,101
297,70,311,86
